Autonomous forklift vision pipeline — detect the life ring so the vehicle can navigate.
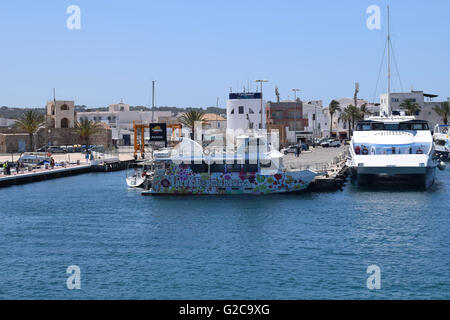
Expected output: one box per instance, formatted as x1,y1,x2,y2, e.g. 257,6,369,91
203,148,211,156
443,128,448,134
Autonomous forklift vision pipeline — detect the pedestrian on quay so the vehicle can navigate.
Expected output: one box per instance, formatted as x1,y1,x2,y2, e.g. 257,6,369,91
15,160,20,175
295,145,300,158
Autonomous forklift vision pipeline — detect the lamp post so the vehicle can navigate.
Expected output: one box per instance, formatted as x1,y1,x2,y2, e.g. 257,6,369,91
255,80,268,130
292,89,300,134
151,80,156,123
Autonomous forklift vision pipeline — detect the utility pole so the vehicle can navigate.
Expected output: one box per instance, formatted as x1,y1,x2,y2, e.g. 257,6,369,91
151,80,156,123
292,89,301,135
255,80,268,130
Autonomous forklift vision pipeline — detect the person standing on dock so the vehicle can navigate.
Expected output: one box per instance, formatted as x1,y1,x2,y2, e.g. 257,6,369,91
295,145,300,157
15,160,20,175
2,162,7,175
50,157,55,169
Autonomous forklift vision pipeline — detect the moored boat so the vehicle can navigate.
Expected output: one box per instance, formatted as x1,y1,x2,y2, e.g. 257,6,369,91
141,137,317,195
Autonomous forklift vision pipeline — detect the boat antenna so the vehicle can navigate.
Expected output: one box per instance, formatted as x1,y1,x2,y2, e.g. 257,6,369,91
387,5,391,116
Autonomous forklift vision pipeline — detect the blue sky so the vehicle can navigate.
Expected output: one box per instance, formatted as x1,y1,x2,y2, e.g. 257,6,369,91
1,0,449,109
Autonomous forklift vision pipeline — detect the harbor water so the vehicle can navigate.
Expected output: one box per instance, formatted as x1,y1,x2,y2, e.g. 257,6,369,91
1,169,450,299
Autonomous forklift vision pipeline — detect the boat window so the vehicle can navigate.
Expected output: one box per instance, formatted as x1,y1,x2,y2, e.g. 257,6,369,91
210,164,225,172
384,123,399,130
436,140,446,146
372,123,384,130
260,161,272,168
360,124,372,131
245,164,258,172
191,162,208,173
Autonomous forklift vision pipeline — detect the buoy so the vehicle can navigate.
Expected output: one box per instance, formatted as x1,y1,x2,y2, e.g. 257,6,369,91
438,161,446,171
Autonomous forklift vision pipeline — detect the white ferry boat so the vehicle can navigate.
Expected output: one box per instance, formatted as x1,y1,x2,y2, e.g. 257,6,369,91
347,116,438,188
433,124,450,160
141,137,318,195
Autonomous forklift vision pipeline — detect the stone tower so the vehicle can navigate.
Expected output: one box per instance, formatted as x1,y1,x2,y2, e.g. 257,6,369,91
46,100,75,129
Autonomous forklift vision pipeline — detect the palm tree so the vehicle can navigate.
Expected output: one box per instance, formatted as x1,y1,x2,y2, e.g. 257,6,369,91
338,107,352,139
178,110,205,138
328,100,341,138
348,105,362,133
433,102,450,125
359,103,372,119
15,110,45,151
399,99,421,116
75,119,101,152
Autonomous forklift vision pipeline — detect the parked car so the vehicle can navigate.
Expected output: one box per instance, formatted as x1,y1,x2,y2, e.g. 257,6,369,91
47,146,66,153
281,145,299,155
320,139,341,148
329,140,341,147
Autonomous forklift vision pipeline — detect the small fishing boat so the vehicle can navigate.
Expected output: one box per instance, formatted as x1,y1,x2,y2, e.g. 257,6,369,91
126,164,147,188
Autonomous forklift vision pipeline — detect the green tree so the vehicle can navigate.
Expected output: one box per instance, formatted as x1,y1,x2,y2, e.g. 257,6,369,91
359,103,372,118
433,102,450,125
338,107,352,139
328,100,341,137
178,110,205,138
399,99,421,116
15,110,45,151
75,119,101,152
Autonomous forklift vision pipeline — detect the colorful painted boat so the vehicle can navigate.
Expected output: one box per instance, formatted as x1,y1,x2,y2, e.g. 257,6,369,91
141,138,317,195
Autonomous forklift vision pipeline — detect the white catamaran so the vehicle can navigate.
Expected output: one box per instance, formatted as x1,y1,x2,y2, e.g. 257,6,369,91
347,7,443,188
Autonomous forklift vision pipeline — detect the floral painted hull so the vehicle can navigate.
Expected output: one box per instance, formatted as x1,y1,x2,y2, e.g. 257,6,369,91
146,170,317,195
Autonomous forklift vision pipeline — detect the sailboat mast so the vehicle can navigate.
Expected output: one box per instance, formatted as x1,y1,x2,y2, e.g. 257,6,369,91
387,6,391,116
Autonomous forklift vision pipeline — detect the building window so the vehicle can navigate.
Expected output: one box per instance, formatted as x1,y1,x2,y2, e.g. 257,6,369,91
238,106,244,114
60,118,69,128
120,107,124,111
61,104,69,111
230,109,234,114
249,108,254,114
217,122,220,128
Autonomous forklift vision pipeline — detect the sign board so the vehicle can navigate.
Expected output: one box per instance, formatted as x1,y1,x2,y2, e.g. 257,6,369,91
149,123,167,146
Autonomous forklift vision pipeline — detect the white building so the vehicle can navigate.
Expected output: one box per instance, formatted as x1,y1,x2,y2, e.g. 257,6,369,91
77,101,173,145
0,118,16,127
380,90,445,128
302,100,328,139
226,92,266,131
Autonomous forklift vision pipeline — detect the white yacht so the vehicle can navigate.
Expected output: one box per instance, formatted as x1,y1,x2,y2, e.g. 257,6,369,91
347,6,443,188
348,116,438,188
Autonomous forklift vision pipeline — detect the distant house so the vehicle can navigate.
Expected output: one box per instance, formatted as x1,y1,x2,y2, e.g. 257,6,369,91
202,113,226,130
0,118,16,127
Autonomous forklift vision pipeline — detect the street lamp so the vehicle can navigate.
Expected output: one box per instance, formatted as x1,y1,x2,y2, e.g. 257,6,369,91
255,80,268,130
292,89,301,133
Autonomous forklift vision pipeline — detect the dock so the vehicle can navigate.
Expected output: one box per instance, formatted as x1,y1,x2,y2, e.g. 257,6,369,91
283,146,350,191
0,164,92,187
0,150,135,188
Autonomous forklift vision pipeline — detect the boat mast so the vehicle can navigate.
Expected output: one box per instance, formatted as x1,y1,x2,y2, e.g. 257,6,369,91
387,6,391,116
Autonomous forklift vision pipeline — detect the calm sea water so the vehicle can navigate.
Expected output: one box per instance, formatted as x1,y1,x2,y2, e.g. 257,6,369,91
1,168,450,299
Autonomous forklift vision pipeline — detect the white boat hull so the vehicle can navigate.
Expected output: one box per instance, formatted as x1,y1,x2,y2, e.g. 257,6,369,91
126,176,146,188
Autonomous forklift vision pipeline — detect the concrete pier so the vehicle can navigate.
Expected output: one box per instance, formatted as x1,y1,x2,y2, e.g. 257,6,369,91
0,164,92,187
